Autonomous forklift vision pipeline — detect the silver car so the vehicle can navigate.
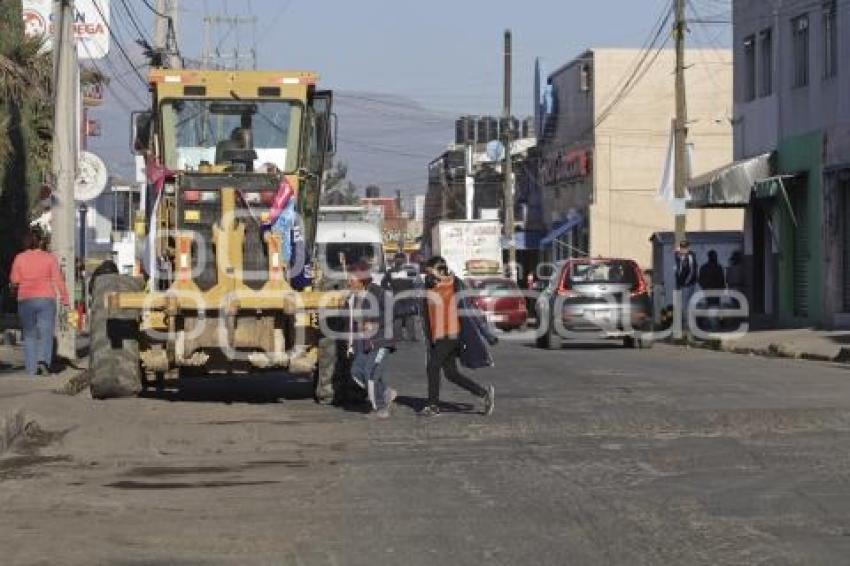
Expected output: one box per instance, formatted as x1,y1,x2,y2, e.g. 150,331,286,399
535,258,653,349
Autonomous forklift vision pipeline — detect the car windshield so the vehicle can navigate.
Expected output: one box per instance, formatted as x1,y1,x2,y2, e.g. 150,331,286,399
568,261,636,285
160,99,302,172
318,242,385,276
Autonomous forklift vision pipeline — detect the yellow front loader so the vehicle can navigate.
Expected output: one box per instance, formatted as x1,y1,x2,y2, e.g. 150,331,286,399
88,68,347,403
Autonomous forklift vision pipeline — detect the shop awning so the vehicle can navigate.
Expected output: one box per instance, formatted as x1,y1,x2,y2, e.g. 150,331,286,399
540,216,582,247
753,175,798,227
514,231,543,250
687,153,772,207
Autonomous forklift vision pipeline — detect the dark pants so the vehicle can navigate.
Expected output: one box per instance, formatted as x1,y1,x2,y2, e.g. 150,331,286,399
427,338,486,406
350,346,389,410
18,298,56,375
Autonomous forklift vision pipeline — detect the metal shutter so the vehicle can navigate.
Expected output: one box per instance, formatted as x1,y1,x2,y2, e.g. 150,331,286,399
843,184,850,311
791,185,809,318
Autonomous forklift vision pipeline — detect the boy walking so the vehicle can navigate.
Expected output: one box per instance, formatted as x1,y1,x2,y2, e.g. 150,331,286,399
419,256,496,417
347,263,396,418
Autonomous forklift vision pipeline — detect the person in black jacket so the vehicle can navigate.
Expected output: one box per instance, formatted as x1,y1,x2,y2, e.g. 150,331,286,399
382,255,419,341
418,256,497,417
698,249,726,330
347,262,397,419
674,240,699,328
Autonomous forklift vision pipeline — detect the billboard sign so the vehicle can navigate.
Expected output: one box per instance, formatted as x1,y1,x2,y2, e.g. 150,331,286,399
22,0,110,59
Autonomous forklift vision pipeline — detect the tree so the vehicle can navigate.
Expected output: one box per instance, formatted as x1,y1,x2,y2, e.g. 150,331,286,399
0,2,53,308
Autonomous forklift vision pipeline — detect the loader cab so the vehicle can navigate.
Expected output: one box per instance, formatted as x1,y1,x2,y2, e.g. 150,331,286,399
130,70,335,289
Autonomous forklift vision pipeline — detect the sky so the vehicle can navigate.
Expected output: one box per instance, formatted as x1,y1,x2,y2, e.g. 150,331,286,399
88,0,732,197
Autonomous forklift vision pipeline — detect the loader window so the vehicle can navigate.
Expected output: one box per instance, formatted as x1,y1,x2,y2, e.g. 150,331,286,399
160,99,302,172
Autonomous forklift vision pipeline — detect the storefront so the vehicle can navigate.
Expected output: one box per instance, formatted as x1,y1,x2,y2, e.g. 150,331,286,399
687,131,825,327
539,212,587,262
538,146,592,262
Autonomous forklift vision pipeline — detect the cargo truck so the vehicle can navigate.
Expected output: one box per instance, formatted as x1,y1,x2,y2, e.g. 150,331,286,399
431,220,503,277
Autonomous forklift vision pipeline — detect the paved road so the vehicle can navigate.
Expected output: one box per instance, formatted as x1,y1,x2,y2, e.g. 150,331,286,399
3,336,850,565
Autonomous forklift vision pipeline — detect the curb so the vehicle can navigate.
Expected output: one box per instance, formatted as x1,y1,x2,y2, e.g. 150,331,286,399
673,337,850,364
0,409,25,455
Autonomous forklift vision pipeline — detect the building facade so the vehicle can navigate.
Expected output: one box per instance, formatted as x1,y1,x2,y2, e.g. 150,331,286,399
537,48,743,269
731,0,850,327
422,123,542,277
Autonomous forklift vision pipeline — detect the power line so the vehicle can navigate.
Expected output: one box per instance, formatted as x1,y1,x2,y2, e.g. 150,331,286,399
137,0,182,65
117,0,152,45
138,0,169,19
90,0,148,87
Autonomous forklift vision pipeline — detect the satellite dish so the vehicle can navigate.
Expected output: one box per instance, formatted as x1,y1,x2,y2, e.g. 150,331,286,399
74,151,108,202
486,140,505,162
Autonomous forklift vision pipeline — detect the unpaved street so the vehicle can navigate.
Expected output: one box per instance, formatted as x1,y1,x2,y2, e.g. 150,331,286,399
4,338,850,565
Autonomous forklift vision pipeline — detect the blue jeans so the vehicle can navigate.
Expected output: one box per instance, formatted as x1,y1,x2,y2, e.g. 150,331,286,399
350,346,389,410
18,298,56,375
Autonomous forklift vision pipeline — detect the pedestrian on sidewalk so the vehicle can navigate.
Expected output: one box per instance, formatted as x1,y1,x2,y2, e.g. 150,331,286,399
674,240,698,332
347,262,397,419
419,255,497,417
9,229,70,375
698,249,726,331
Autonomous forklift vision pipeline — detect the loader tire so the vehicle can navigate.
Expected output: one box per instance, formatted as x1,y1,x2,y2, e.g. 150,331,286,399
314,336,340,405
89,274,143,400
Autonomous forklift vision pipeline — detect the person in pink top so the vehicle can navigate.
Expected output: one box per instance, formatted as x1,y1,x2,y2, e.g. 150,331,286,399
9,229,70,375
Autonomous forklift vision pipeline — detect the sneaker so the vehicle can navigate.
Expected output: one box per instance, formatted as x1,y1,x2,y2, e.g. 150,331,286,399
374,408,391,419
384,387,398,407
483,385,495,416
36,362,51,376
417,405,441,417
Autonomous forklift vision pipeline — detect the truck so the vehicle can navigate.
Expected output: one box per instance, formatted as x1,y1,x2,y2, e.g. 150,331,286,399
88,68,348,404
431,220,504,277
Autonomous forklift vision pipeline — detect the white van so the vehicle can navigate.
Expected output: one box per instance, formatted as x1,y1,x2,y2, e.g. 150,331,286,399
315,207,386,288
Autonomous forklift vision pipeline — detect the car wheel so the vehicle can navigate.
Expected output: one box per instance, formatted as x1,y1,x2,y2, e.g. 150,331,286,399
536,315,559,350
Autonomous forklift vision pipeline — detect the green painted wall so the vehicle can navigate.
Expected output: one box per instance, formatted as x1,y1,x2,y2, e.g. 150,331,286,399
776,131,823,325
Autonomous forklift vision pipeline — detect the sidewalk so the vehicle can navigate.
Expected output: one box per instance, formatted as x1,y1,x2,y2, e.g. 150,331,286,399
0,344,82,455
689,328,850,363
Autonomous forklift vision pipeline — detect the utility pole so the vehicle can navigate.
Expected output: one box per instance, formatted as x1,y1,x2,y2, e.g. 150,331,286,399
51,0,78,360
154,0,180,68
503,29,516,280
673,0,688,247
201,15,258,70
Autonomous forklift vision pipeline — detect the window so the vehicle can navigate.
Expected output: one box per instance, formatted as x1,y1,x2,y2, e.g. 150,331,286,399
579,63,592,92
759,28,773,96
792,15,810,88
160,99,303,172
823,1,838,79
743,35,756,101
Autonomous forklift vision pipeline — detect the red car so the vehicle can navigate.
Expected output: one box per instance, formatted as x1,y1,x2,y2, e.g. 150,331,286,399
465,277,528,331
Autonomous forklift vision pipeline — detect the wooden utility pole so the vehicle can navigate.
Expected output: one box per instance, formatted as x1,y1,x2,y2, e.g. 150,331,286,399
154,0,181,68
51,0,78,359
503,29,516,280
673,0,688,246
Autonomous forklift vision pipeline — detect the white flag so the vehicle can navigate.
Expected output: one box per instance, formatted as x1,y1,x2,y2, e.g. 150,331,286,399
657,122,695,213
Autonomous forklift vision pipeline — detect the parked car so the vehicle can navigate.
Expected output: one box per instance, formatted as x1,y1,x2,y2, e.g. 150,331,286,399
535,258,653,349
465,276,528,331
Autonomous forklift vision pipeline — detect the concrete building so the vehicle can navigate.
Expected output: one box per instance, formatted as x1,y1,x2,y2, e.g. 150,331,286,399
690,0,849,327
537,48,743,269
422,133,541,276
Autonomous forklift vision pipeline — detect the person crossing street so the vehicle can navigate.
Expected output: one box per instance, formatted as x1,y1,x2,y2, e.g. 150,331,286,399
346,262,397,419
419,256,497,417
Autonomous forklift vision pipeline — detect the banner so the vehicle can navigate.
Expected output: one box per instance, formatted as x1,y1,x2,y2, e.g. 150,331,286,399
22,0,111,59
